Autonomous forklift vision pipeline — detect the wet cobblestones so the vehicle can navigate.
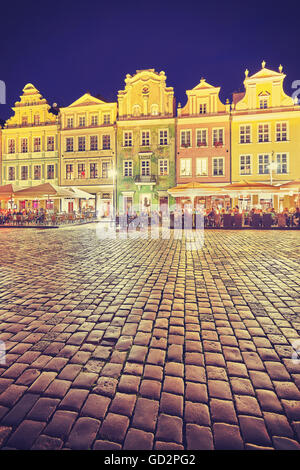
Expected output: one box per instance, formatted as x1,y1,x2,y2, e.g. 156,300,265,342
0,225,299,449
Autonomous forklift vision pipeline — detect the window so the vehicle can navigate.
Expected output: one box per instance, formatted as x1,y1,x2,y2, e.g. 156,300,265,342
47,165,54,180
258,124,269,142
79,116,86,127
259,98,268,109
159,130,168,146
132,105,141,117
78,164,85,178
181,130,191,147
276,153,288,174
196,158,208,176
47,136,55,151
21,166,28,180
8,167,15,181
78,137,86,151
103,114,111,124
213,128,224,146
90,136,98,151
159,159,169,176
102,161,111,178
66,137,74,152
141,159,150,176
124,160,133,177
91,115,98,126
180,158,192,176
102,134,111,149
67,117,73,128
141,131,150,146
240,125,251,144
151,104,159,116
34,115,40,125
199,104,207,114
33,137,41,152
258,154,270,174
90,163,98,179
66,164,73,180
8,139,15,154
276,122,288,141
240,155,252,175
212,158,224,176
21,138,28,153
123,131,133,147
196,129,207,147
34,165,41,180
22,116,28,126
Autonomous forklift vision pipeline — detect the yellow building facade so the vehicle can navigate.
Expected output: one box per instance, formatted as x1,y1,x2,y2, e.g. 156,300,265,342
59,93,117,215
1,83,59,210
231,62,300,209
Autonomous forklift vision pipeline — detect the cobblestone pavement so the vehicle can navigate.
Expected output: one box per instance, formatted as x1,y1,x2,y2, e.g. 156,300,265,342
0,225,299,450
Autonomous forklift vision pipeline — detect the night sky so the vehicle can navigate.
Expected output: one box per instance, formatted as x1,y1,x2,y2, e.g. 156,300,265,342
1,0,300,121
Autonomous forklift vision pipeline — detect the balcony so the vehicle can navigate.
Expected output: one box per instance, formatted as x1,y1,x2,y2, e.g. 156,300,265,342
134,175,157,187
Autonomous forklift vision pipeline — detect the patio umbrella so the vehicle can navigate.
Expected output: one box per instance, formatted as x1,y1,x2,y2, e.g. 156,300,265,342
0,183,18,200
221,180,279,192
14,183,74,199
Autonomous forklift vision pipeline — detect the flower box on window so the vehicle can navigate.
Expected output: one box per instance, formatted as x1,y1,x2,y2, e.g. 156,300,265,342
181,143,190,148
214,141,223,147
197,141,207,147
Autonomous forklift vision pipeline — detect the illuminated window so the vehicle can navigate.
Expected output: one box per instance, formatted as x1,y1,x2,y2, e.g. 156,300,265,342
123,131,133,147
180,158,192,176
78,136,85,151
159,130,168,146
21,166,28,180
141,159,150,176
132,105,141,117
67,117,73,128
90,136,98,151
91,115,98,126
66,164,73,179
180,130,191,147
22,116,28,126
159,159,169,176
141,131,150,146
276,122,288,141
212,158,224,176
34,115,40,125
213,128,224,146
258,154,270,174
8,167,15,181
102,135,111,149
47,136,55,151
199,104,207,114
78,163,85,178
196,158,208,176
123,160,133,177
21,138,28,153
34,165,41,180
151,104,159,116
8,139,15,154
66,137,73,152
196,129,207,147
240,125,251,144
102,161,111,178
240,155,252,175
90,163,98,178
47,165,55,180
276,153,288,174
79,116,86,127
258,124,269,142
103,114,111,124
33,137,41,152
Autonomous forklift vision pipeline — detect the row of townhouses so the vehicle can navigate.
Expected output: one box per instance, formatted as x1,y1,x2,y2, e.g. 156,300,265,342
1,61,299,215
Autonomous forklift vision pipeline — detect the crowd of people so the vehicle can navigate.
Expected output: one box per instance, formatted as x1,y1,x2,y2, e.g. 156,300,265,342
0,209,96,226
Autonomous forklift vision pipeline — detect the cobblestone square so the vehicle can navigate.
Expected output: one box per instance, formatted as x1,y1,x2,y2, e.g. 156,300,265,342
0,225,299,450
